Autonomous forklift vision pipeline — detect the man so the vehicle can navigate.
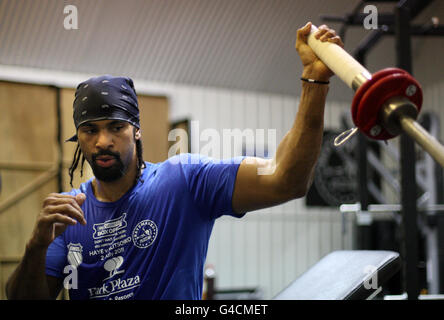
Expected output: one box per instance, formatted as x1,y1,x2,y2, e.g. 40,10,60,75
6,22,343,300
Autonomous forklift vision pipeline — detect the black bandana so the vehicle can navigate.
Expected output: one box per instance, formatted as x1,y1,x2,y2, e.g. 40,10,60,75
66,75,140,142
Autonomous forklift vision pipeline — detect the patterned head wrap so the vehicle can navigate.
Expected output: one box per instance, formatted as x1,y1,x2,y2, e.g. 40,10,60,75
66,75,140,142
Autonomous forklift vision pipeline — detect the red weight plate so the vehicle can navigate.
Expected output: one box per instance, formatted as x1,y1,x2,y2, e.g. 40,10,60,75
351,68,407,123
356,72,422,140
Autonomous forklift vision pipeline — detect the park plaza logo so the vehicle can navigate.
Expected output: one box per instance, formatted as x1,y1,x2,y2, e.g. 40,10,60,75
104,256,125,280
87,256,141,299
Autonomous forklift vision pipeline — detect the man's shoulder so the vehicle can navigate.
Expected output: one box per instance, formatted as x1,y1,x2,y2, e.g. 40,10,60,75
160,153,242,166
62,179,91,196
161,153,198,165
150,154,200,171
149,154,245,177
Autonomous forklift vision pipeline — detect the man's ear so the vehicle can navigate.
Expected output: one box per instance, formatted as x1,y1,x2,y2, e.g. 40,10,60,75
135,128,142,140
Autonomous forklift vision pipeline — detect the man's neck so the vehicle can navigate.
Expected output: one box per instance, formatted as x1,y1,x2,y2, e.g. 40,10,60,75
92,161,140,202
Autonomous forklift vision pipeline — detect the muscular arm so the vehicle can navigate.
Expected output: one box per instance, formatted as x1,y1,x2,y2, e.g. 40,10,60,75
274,80,328,195
6,243,62,299
232,22,342,214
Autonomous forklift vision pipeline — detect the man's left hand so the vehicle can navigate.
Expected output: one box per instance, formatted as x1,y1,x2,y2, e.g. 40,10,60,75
295,22,344,82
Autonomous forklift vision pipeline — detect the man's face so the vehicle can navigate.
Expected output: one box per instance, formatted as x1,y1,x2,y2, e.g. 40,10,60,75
77,119,141,182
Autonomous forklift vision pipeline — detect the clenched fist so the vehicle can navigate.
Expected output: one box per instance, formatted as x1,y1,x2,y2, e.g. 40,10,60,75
28,193,87,250
295,22,344,81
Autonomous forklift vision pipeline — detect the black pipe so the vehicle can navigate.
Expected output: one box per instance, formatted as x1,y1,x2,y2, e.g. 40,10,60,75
52,85,63,193
354,52,369,212
353,26,388,59
395,0,420,300
385,25,444,36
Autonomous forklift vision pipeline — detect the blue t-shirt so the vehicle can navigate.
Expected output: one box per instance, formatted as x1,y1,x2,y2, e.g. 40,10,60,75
45,153,246,300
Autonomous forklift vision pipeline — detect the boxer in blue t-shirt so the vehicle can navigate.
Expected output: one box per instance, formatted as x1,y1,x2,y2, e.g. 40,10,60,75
6,22,343,299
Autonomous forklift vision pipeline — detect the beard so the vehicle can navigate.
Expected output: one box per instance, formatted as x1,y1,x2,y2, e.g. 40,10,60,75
89,149,129,182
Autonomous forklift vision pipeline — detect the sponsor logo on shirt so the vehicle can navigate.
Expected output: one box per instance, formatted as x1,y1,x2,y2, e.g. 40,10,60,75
89,213,130,260
88,275,141,299
132,220,158,249
93,213,127,239
87,256,140,299
103,256,125,280
67,243,83,268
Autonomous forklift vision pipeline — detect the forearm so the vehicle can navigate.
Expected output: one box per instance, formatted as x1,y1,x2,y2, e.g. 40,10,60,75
274,81,328,196
6,242,51,299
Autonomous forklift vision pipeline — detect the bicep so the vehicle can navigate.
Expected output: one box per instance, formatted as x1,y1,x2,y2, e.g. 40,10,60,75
232,157,294,214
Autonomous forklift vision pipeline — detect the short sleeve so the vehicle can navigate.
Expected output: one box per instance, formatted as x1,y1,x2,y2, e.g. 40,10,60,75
45,234,67,279
173,153,246,219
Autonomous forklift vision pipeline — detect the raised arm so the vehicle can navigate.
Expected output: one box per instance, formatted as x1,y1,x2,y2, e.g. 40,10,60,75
232,22,343,214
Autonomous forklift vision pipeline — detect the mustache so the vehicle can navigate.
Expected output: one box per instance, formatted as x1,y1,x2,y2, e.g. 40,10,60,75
91,150,121,161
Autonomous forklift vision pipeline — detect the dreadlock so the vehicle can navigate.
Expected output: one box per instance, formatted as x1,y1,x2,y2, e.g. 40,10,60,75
134,136,146,183
68,128,146,188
